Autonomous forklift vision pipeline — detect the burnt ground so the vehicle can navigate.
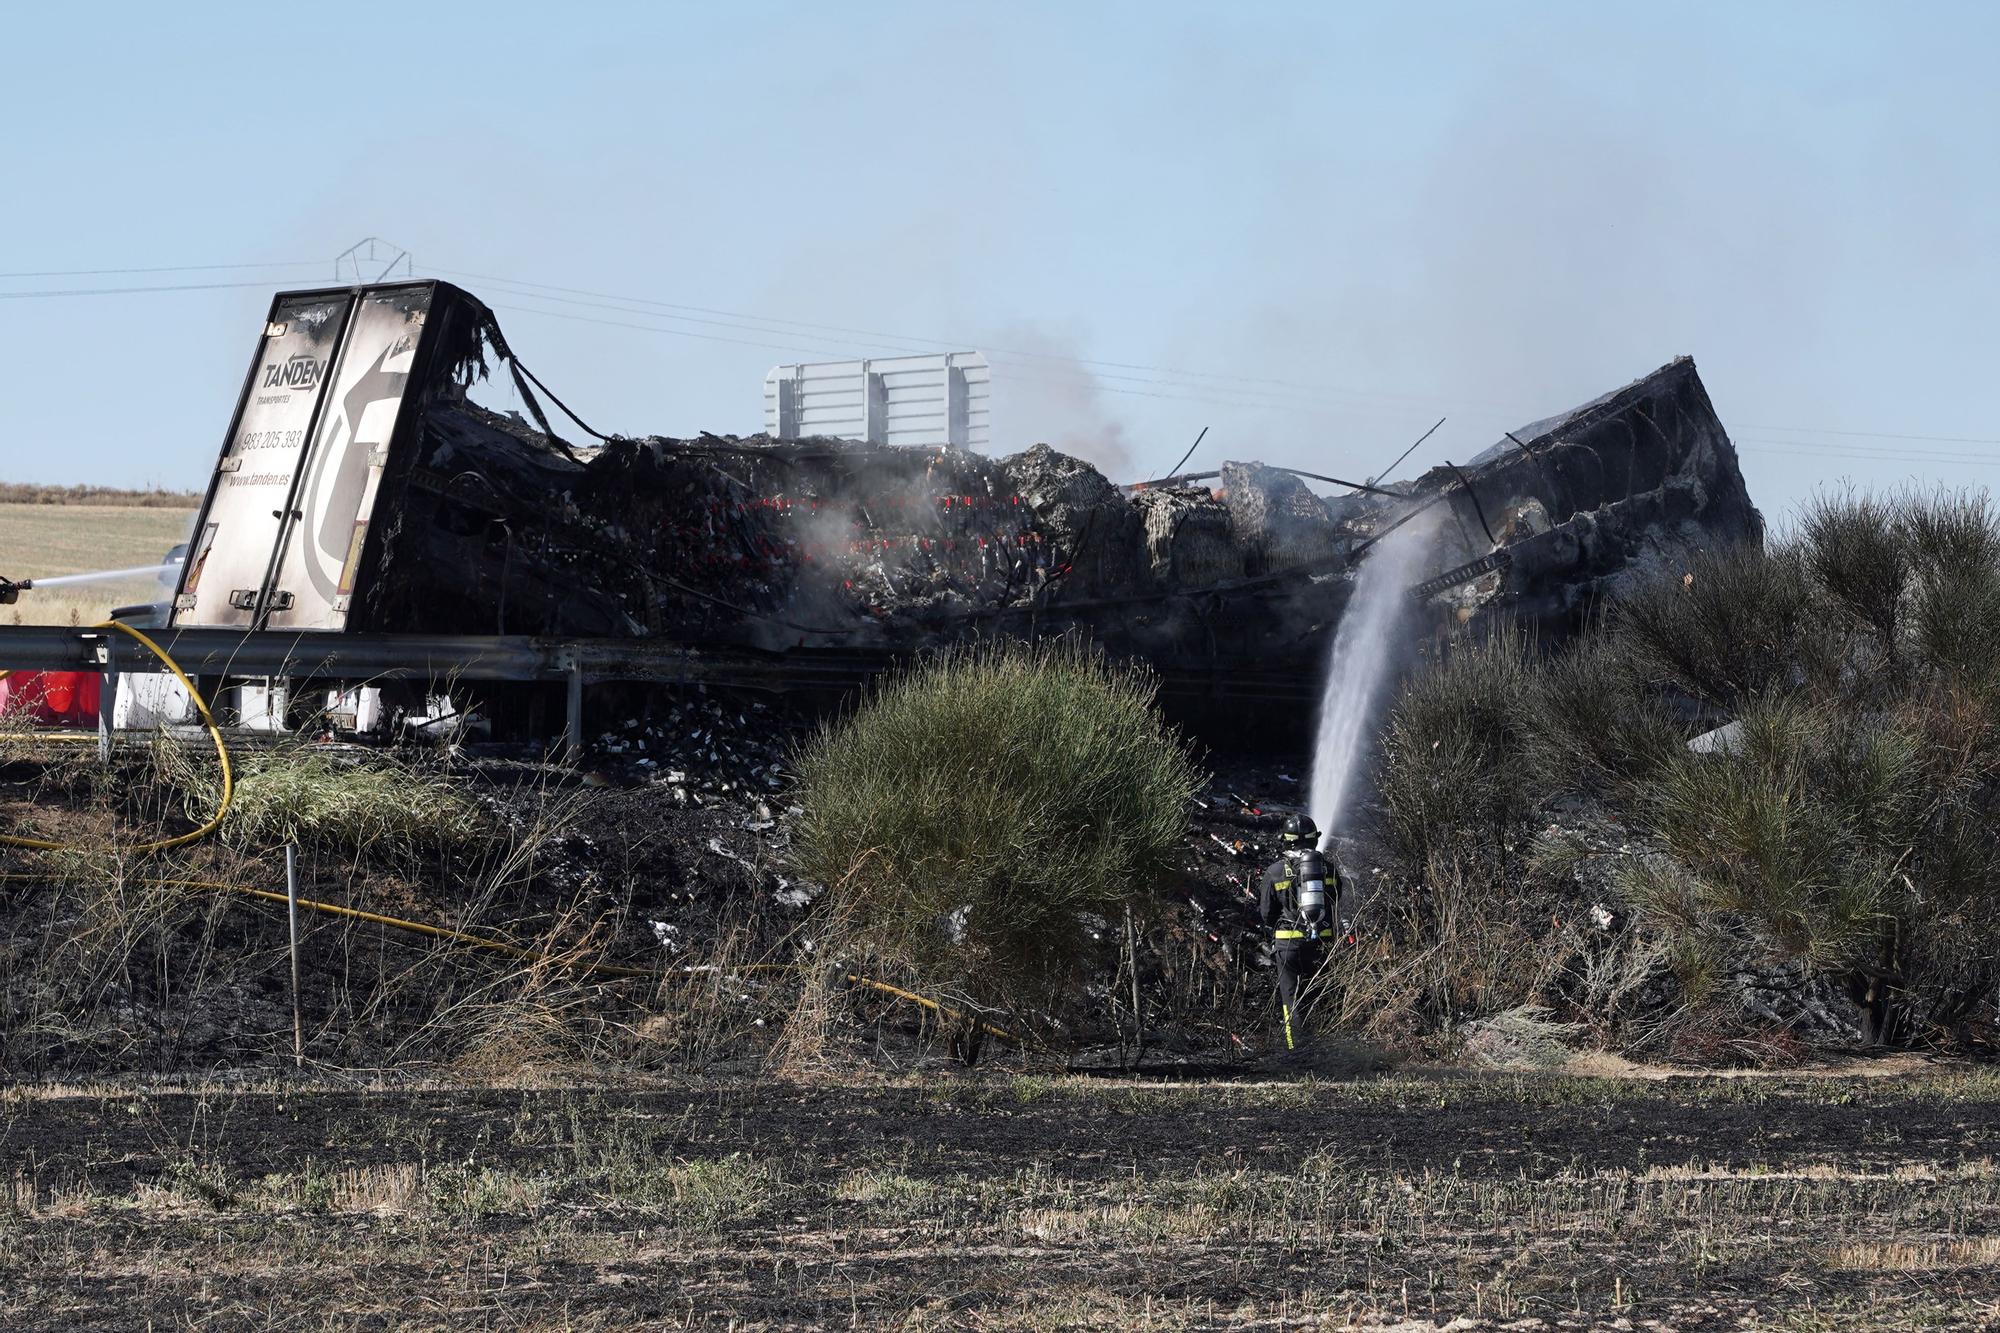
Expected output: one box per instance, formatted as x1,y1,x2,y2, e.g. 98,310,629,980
4,1069,1999,1329
1,711,1321,1077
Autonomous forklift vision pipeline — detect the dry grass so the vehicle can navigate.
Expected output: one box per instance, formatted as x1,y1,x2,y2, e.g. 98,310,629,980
220,750,486,853
0,502,194,626
1825,1236,2000,1272
0,746,700,1077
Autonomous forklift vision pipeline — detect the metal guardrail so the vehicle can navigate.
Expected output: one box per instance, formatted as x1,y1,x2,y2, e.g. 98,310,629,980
0,625,878,759
0,626,1325,757
0,625,1317,697
0,626,713,684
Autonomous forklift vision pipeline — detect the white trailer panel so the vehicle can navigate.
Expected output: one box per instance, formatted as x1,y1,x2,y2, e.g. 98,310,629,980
173,281,457,633
176,292,355,627
265,285,433,630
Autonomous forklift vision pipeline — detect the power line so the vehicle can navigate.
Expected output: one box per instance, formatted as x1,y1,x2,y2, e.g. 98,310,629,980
1740,422,2000,447
0,259,322,280
1738,440,2000,468
7,252,1996,453
458,274,1455,417
1747,451,2000,471
0,260,1430,420
429,262,2000,444
490,297,1441,421
417,265,2000,444
426,262,1522,416
486,288,938,358
488,301,880,362
0,279,301,300
1741,436,2000,462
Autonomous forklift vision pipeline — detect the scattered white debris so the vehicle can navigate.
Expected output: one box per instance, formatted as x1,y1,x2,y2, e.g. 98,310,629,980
1688,720,1745,755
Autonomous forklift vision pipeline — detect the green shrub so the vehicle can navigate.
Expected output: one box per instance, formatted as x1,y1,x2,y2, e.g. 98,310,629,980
1631,686,2000,1036
1896,486,2000,583
793,638,1202,1015
1613,543,1812,707
1907,563,2000,686
1370,490,2000,1044
1526,629,1684,796
1898,489,2000,684
1800,490,1908,650
1641,697,1919,971
1378,627,1541,860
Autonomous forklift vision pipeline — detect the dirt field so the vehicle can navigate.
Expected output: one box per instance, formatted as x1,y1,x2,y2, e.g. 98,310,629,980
0,502,194,625
3,1069,1997,1330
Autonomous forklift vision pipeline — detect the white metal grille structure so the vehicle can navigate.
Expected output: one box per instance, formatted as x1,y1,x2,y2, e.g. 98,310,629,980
764,352,990,449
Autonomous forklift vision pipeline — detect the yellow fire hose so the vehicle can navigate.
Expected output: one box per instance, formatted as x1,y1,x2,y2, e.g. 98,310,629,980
0,625,1016,1043
0,620,234,852
0,869,1015,1042
213,888,1019,1042
828,971,1020,1044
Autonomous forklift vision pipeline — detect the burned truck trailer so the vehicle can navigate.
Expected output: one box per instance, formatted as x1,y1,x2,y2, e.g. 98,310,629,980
164,280,1761,724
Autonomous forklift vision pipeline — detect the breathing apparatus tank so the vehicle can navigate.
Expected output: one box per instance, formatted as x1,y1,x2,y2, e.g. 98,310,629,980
1290,847,1331,938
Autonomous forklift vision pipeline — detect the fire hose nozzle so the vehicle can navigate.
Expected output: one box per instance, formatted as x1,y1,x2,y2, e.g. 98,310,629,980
0,578,27,605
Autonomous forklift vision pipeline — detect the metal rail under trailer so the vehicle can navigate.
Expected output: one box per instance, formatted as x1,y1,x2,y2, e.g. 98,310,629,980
0,624,1328,760
0,625,850,759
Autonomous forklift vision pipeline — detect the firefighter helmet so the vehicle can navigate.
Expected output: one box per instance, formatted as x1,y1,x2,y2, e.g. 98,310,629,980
1281,814,1319,846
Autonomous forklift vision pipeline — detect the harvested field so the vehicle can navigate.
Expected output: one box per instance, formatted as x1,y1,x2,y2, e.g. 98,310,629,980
3,1070,1998,1329
0,502,193,625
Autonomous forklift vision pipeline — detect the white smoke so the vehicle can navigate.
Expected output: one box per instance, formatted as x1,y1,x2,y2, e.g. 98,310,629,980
986,326,1135,477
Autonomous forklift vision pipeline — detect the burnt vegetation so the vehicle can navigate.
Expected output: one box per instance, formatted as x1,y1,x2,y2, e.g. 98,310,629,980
1368,488,2000,1057
8,492,2000,1077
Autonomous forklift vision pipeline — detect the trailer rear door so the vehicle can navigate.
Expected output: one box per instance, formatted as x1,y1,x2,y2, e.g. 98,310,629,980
264,285,433,631
172,282,442,632
174,292,355,628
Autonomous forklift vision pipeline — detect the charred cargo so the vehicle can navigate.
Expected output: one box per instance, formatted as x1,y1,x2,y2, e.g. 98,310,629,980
171,282,1762,709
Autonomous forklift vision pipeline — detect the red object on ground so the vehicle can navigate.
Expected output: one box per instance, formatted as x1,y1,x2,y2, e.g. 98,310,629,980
0,670,101,726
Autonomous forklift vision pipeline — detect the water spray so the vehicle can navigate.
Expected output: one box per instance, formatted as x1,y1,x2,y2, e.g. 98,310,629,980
16,562,176,590
1306,509,1446,842
0,562,179,605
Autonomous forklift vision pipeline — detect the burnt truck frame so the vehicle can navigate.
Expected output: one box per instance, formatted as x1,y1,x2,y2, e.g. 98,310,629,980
0,278,1761,749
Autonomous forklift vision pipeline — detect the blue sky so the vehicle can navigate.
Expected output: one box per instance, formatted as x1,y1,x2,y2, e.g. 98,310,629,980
3,1,1996,526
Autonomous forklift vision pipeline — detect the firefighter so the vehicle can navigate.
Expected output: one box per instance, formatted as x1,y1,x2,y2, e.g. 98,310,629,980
1257,813,1340,1051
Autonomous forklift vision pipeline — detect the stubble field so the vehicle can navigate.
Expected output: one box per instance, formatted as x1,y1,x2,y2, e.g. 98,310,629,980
3,1070,1997,1330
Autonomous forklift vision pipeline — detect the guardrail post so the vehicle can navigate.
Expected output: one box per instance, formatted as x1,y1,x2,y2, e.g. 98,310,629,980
562,655,584,765
98,661,117,766
287,843,303,1068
